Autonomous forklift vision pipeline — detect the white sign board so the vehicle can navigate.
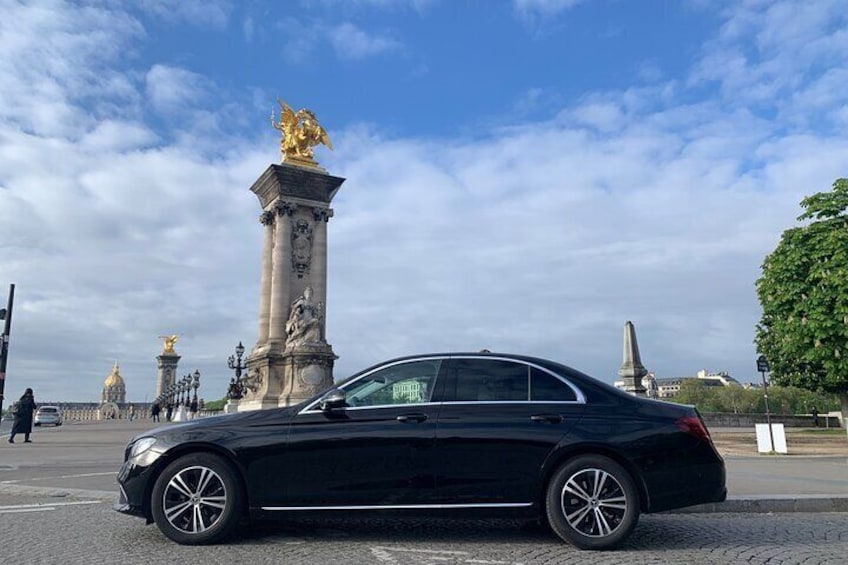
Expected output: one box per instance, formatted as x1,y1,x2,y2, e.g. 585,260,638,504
755,423,788,453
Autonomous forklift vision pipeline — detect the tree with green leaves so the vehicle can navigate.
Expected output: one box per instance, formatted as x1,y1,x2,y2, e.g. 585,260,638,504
755,178,848,435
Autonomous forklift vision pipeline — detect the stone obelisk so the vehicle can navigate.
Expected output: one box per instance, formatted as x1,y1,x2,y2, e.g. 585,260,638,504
240,101,345,410
618,321,648,397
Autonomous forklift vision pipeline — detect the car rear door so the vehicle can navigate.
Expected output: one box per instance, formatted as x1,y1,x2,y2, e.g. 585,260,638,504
431,356,586,505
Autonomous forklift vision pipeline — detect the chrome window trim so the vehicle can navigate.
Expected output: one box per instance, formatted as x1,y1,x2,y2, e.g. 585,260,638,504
261,502,533,511
298,354,586,415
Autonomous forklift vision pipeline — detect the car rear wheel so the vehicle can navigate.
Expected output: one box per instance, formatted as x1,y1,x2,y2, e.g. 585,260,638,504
150,453,243,545
546,454,639,550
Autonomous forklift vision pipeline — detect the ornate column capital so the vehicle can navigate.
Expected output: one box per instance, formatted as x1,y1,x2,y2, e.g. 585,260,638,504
275,201,297,217
259,210,275,225
312,207,334,222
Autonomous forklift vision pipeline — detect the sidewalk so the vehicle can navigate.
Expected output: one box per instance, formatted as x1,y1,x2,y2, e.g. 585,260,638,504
1,419,846,513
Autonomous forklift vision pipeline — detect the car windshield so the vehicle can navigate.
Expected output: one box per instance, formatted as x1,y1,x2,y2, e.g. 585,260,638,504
39,407,58,413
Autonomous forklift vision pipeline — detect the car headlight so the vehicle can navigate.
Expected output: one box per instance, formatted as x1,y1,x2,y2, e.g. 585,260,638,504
130,437,158,458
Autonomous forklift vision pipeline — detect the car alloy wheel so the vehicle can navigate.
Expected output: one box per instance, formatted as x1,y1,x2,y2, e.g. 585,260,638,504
151,453,243,545
561,467,626,537
546,455,639,550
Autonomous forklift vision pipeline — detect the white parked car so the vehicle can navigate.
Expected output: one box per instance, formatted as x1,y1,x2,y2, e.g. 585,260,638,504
34,406,63,426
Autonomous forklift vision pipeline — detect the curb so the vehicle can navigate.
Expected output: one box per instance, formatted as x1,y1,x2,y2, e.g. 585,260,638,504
668,495,848,513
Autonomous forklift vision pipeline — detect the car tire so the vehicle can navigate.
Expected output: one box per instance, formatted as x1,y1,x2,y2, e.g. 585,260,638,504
150,452,243,545
546,454,640,550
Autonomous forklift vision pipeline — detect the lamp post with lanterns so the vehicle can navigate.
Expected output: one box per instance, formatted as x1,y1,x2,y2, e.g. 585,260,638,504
227,342,247,401
192,369,200,403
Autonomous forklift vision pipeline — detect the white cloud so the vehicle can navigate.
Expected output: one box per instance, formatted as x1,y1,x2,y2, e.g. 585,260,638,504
145,65,212,115
137,0,232,28
243,15,255,42
0,0,144,137
513,0,584,19
329,22,403,60
281,19,403,63
691,0,848,114
303,0,436,12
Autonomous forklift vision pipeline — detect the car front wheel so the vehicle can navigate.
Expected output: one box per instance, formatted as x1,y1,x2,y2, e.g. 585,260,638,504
150,452,243,545
546,454,639,550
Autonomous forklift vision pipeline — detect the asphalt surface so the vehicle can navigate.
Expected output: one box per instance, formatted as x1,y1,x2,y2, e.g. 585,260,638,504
1,418,847,512
1,418,847,564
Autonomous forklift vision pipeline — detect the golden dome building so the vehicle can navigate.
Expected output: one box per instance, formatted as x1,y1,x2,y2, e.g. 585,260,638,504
101,361,126,404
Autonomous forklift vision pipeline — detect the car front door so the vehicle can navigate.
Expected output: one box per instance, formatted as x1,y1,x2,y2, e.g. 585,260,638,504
258,358,444,509
431,356,586,505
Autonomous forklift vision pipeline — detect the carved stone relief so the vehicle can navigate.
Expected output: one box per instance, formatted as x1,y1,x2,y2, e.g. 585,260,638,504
291,219,313,278
298,364,327,396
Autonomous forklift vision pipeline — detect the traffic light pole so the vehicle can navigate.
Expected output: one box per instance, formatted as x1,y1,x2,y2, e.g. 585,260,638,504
0,283,15,417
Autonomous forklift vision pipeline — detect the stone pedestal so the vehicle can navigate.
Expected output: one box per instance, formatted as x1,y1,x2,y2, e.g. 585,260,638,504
156,353,180,398
240,163,345,410
240,345,336,410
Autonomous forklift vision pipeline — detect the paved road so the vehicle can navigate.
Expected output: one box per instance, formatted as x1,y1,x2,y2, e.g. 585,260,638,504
1,492,846,564
1,419,847,563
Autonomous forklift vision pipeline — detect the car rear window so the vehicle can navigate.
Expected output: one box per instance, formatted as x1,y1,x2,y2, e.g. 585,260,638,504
450,359,529,402
530,367,578,401
39,407,58,413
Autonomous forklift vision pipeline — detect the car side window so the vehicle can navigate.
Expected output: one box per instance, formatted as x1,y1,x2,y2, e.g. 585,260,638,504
530,367,578,402
449,359,529,402
342,359,441,408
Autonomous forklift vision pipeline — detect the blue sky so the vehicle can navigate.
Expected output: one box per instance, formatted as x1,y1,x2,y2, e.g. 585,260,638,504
1,0,847,403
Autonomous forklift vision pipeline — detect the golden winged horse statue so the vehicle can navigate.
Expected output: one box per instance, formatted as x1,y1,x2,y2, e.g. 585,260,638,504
271,99,333,169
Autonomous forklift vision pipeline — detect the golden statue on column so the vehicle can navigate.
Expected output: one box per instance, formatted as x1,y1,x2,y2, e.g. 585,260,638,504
158,334,179,354
271,99,333,170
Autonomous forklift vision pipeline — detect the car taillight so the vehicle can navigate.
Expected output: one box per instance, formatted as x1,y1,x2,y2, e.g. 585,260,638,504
675,415,713,445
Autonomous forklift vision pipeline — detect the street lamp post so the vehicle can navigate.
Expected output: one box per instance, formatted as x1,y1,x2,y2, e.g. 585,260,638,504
0,283,16,417
182,375,191,405
756,355,775,453
227,342,247,401
192,370,200,403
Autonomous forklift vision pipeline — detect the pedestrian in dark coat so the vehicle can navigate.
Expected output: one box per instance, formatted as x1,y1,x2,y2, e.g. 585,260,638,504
151,401,161,423
9,388,37,443
165,402,173,422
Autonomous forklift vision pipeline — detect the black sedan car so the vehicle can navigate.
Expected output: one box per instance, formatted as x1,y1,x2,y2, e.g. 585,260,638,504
115,352,726,549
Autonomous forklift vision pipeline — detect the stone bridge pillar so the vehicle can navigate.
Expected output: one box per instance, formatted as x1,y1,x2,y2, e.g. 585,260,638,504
240,164,345,410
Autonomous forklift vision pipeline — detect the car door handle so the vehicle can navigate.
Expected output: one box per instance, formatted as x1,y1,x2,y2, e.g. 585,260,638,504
397,413,428,423
531,414,563,424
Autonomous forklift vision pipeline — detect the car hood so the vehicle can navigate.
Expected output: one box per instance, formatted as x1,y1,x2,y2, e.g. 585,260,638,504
131,404,301,443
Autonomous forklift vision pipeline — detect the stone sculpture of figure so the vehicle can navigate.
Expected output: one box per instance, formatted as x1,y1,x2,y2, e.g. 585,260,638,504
285,286,324,348
271,99,333,164
158,334,179,354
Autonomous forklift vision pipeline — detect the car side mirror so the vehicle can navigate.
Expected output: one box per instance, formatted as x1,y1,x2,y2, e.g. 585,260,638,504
319,388,346,411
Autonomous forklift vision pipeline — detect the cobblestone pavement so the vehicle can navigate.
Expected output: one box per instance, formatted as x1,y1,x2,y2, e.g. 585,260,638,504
1,493,846,564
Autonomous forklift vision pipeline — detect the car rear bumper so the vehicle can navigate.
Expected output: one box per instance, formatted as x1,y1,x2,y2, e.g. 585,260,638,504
645,458,726,513
35,418,61,425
